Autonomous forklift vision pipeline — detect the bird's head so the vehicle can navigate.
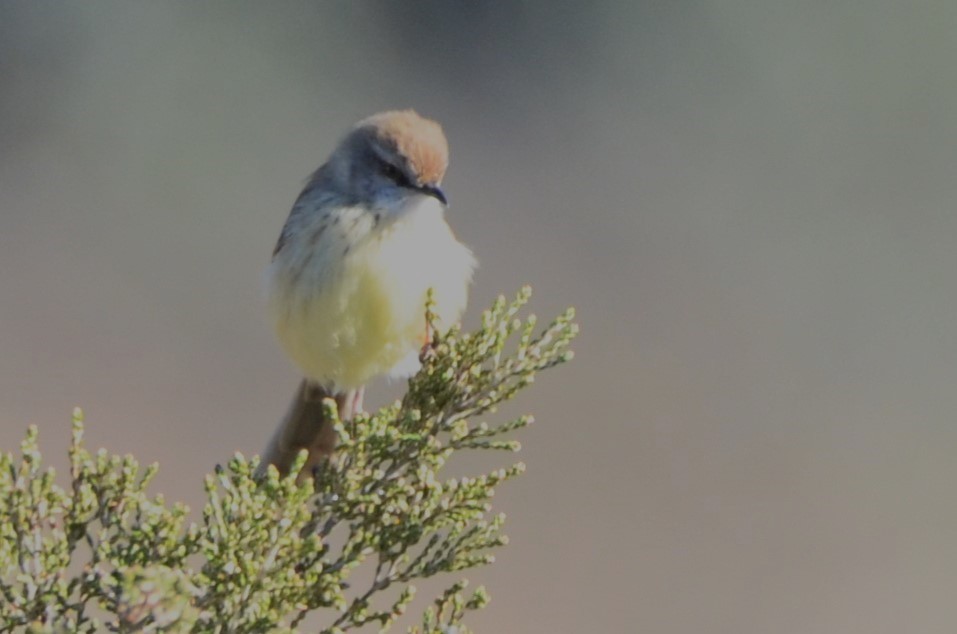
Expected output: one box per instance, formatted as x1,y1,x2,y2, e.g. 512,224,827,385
326,109,449,211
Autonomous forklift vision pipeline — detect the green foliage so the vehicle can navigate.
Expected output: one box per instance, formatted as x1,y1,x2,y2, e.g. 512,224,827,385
0,288,577,633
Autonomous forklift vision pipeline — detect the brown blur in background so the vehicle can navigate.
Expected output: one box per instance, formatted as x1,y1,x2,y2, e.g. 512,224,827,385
3,2,957,632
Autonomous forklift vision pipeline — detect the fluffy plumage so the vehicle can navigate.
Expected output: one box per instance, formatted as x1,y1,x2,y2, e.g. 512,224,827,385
267,110,474,389
260,110,475,477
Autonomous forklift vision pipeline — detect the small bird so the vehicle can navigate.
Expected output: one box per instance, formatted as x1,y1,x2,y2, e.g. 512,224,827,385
260,110,476,477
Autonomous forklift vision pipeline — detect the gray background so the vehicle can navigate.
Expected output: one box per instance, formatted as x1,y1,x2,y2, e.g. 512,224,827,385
2,2,957,632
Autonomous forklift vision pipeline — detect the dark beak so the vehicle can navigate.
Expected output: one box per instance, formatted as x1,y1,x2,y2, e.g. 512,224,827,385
419,184,448,206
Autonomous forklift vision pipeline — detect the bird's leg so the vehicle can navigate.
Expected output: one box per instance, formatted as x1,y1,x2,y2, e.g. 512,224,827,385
351,386,365,415
419,313,437,363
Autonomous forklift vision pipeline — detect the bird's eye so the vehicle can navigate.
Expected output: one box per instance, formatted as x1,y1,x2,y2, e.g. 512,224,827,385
380,161,407,185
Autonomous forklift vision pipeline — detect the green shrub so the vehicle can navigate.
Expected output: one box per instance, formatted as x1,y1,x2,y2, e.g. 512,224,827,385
0,288,577,633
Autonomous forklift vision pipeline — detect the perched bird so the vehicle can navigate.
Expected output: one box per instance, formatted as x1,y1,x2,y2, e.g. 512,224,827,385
260,110,476,477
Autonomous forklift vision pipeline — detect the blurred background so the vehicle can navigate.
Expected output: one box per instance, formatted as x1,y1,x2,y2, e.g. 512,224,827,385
3,1,957,631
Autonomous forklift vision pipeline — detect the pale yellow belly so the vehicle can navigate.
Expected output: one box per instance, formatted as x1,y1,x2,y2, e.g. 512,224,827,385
269,204,474,389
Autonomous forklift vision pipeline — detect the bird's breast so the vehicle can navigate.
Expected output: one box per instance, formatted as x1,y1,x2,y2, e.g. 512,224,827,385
268,199,474,389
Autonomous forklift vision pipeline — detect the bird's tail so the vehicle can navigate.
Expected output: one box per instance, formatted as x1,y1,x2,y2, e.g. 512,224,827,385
257,379,361,480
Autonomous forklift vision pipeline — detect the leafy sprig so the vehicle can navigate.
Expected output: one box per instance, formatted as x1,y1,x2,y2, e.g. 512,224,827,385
0,288,577,632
